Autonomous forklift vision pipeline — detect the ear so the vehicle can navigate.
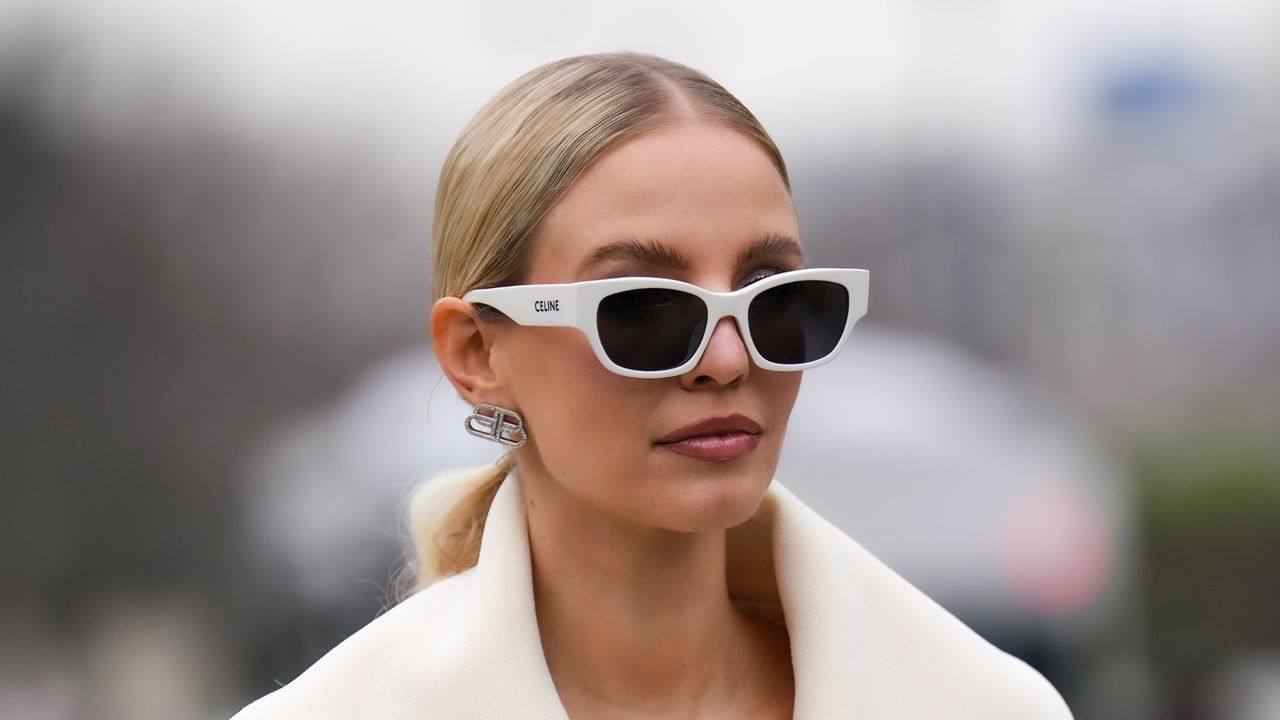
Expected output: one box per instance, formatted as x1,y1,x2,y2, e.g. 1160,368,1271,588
431,297,511,407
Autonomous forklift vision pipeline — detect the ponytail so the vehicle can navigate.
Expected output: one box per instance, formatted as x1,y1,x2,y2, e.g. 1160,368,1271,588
393,453,515,601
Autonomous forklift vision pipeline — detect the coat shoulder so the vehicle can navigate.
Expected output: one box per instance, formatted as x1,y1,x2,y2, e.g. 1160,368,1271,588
229,568,479,720
768,482,1074,718
844,528,1075,718
993,655,1075,719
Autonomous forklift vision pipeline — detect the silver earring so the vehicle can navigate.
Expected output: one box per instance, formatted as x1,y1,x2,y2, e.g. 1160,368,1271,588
464,403,528,448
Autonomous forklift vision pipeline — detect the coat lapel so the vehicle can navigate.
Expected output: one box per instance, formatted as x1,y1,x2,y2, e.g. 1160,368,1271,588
447,472,569,719
236,470,1069,719
467,473,856,719
468,472,1062,719
727,479,858,717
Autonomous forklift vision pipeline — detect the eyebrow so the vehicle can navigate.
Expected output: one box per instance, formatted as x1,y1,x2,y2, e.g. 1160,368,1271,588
579,238,688,275
736,233,807,267
577,233,805,277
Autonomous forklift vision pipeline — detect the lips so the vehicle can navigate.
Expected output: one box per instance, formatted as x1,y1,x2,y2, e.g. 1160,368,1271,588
655,413,763,461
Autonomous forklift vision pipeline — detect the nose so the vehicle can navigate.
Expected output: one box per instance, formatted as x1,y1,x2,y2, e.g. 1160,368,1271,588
682,316,750,388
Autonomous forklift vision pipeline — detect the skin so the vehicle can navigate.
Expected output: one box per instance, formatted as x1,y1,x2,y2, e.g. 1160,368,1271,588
433,120,803,719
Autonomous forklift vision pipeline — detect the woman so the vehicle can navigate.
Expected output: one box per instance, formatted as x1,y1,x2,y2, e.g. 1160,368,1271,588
234,52,1072,719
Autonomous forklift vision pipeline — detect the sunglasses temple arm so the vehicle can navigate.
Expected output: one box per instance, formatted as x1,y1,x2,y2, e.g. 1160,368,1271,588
852,271,870,319
465,285,581,327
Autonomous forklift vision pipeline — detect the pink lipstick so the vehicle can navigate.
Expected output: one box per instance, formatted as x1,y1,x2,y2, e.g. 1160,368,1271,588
655,414,762,462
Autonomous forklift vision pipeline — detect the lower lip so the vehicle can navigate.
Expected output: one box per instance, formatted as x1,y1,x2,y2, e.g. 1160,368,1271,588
656,432,761,461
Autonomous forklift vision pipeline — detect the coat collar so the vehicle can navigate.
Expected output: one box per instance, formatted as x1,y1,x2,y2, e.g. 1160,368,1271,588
237,468,1071,719
451,472,1070,719
451,471,883,718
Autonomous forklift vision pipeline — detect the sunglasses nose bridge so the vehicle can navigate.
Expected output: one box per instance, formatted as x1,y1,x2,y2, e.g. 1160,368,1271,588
692,290,754,356
699,290,757,349
701,291,747,323
681,311,752,382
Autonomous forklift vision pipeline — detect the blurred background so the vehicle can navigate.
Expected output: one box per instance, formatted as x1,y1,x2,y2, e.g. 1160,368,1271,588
2,0,1278,718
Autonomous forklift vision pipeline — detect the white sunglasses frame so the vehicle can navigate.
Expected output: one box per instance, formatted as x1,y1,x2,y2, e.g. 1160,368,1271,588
461,267,869,379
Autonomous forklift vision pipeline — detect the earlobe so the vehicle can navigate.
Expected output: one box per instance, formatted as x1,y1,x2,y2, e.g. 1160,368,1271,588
430,297,506,406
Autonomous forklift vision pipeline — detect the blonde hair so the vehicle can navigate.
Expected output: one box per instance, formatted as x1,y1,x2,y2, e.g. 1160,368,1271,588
399,51,790,598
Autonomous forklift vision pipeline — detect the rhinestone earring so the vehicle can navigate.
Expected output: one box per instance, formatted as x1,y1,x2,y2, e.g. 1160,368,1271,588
464,402,528,448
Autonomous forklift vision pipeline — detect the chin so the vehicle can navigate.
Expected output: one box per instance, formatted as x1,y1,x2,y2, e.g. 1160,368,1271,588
658,465,774,533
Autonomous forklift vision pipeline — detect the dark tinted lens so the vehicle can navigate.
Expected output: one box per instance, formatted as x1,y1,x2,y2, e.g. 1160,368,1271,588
748,280,849,365
597,288,707,371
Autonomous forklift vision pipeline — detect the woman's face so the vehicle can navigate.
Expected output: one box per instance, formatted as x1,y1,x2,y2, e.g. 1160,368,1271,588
488,121,804,533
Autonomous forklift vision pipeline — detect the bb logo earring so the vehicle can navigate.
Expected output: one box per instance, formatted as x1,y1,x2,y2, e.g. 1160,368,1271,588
464,402,528,448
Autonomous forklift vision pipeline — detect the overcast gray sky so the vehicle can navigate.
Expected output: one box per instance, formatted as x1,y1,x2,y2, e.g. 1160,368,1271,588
3,0,1275,179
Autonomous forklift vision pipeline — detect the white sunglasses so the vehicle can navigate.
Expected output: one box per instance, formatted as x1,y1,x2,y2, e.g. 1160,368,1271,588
462,267,869,379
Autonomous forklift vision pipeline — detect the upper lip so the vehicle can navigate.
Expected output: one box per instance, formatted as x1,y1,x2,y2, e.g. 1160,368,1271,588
656,413,763,444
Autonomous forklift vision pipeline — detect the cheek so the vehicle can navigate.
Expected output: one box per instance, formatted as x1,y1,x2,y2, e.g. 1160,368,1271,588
748,372,801,460
774,373,803,420
505,328,658,452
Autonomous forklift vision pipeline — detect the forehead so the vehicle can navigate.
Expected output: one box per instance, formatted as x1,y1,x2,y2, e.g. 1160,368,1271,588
525,122,800,285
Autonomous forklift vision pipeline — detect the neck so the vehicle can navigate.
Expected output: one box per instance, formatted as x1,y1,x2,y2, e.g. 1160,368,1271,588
520,467,783,714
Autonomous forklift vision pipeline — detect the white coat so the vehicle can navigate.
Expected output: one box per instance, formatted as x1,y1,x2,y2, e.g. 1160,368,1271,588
233,468,1073,719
